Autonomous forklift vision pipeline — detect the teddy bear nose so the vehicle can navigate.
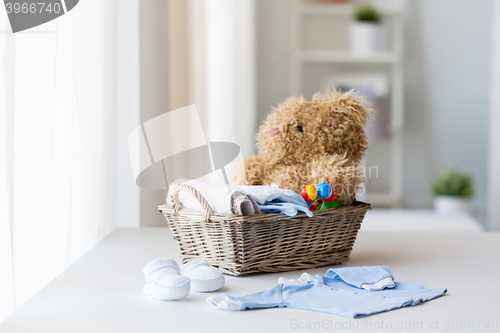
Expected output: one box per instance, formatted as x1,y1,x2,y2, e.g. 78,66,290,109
270,128,281,136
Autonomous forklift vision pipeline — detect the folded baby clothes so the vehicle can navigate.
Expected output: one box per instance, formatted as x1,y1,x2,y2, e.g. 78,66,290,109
324,265,395,291
238,183,313,217
167,179,261,216
207,266,447,318
143,259,190,301
168,180,312,217
231,191,261,216
180,259,225,292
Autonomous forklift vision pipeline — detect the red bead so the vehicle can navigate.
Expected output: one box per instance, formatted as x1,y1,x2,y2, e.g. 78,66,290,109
301,186,310,201
301,185,317,201
321,190,337,203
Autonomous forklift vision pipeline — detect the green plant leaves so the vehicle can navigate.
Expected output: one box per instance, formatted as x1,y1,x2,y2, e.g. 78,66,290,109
354,4,381,23
431,169,474,197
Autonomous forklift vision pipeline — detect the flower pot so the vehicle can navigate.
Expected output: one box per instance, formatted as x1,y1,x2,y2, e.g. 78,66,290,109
434,196,472,216
350,22,381,55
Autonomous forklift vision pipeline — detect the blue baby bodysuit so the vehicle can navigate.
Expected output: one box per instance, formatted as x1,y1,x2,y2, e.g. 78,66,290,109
206,266,447,318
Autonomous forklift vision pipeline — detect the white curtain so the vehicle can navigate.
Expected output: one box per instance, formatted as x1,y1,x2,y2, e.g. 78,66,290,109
0,0,131,322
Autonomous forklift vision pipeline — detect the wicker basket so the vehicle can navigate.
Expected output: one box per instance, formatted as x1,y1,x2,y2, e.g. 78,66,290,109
159,183,371,276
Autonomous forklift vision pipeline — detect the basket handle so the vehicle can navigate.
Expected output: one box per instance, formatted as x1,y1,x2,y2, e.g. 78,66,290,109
170,183,214,222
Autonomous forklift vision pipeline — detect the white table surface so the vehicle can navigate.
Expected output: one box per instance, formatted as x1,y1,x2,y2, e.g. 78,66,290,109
1,228,499,333
360,209,484,233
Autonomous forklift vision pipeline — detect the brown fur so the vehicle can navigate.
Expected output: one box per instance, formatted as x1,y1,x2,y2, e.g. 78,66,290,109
233,90,371,206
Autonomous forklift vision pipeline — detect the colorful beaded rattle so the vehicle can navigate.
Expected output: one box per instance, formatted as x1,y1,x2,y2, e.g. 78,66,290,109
302,182,340,210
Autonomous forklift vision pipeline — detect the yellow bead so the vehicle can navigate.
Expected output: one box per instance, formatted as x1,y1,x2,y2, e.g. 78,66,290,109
305,185,317,201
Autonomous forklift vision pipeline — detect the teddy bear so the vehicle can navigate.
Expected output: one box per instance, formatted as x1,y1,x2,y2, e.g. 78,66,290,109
233,90,370,206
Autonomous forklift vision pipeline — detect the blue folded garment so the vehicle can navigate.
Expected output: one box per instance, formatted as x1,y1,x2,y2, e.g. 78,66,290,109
238,183,313,217
207,266,447,318
324,265,395,290
257,199,313,217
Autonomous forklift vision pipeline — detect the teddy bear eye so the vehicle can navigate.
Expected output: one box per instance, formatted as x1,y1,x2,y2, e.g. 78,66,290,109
296,125,304,133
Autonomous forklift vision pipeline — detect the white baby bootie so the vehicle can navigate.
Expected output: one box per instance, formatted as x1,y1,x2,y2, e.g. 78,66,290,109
143,258,190,301
180,259,225,292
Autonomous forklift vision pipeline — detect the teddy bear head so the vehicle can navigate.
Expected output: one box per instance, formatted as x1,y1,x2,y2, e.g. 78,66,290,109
256,91,371,166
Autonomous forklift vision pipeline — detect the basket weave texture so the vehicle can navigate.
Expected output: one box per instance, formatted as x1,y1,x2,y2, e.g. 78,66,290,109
159,184,371,276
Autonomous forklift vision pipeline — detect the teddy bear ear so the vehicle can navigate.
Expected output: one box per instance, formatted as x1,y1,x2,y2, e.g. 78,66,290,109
313,90,372,128
340,90,373,128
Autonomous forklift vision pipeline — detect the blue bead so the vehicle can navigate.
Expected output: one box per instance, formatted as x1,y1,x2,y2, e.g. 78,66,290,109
317,182,332,199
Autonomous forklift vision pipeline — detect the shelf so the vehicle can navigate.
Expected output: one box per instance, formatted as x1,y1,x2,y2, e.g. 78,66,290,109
301,3,402,16
291,0,405,207
300,50,401,63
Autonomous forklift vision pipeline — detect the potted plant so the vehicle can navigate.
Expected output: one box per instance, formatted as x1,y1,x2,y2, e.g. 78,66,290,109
431,169,474,215
350,4,382,55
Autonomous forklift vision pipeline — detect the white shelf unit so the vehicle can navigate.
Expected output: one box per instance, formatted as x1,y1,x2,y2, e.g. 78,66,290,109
300,50,401,63
290,0,405,207
301,2,403,15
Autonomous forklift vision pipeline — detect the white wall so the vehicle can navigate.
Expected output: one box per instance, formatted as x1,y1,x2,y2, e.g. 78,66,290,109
138,0,170,226
115,0,141,228
255,0,493,226
403,0,491,223
256,0,292,139
488,0,500,231
202,0,257,157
